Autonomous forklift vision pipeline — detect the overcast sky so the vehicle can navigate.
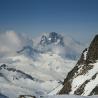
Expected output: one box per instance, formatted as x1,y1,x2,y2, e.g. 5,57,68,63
0,0,98,43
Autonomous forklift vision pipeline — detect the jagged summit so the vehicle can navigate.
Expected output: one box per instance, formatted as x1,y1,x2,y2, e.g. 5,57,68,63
77,34,98,65
40,32,64,46
59,35,98,96
37,32,84,60
14,32,84,60
87,35,98,63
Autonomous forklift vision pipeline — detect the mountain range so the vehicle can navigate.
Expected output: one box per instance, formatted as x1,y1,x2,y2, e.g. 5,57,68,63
0,32,97,98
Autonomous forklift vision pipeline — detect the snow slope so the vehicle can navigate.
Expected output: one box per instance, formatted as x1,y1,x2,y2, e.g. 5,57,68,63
42,95,98,98
70,61,98,96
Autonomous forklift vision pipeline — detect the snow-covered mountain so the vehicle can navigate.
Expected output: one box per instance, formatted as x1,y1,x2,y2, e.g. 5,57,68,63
59,35,98,96
0,32,84,98
39,32,64,46
34,32,84,60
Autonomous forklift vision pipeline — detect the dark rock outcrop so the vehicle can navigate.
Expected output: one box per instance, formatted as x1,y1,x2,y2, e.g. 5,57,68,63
18,95,36,98
89,86,98,95
40,32,64,46
87,35,98,63
59,35,98,96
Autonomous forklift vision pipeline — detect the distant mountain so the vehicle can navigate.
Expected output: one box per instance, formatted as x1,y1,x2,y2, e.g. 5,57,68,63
16,32,84,60
40,32,64,46
34,32,84,60
59,35,98,96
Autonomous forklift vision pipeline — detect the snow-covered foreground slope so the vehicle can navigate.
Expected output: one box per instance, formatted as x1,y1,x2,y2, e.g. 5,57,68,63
42,95,98,98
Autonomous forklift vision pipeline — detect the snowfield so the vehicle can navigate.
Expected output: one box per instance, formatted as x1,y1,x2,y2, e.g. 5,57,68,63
0,52,76,98
42,95,98,98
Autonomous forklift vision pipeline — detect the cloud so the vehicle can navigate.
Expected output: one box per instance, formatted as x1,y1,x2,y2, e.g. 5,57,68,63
0,31,32,57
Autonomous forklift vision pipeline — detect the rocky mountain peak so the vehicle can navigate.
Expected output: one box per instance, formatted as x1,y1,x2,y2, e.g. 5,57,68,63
59,35,98,96
87,35,98,63
77,34,98,65
40,32,64,46
77,48,88,65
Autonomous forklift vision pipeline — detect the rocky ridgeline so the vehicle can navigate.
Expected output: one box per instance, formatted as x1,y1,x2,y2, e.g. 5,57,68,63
59,35,98,95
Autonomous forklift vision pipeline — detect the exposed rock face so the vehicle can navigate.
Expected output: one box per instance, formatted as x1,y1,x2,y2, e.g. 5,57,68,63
87,35,98,63
90,86,98,95
59,35,98,96
18,95,36,98
40,32,64,46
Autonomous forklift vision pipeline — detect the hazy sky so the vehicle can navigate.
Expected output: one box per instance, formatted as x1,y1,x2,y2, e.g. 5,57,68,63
0,0,98,43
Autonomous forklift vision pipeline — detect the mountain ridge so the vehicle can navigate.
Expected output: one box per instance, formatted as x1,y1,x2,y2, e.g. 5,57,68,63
59,35,98,96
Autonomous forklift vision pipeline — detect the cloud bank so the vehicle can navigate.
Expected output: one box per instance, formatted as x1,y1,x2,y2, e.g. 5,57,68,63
0,31,33,57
